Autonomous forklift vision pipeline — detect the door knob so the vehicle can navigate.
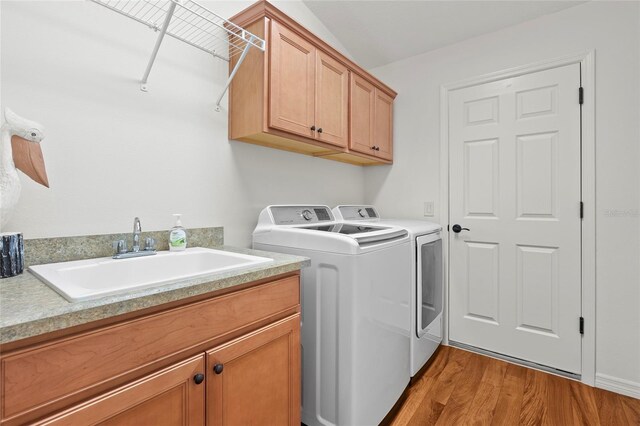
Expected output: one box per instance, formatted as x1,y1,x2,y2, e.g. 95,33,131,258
193,373,205,384
451,224,470,233
213,363,224,374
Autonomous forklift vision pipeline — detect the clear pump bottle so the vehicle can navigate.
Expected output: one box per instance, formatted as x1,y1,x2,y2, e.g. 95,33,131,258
169,214,187,251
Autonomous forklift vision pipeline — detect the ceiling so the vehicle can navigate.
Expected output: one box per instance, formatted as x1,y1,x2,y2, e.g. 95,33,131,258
302,1,587,69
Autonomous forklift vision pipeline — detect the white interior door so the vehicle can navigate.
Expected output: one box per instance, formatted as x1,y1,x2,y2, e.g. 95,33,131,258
448,64,582,374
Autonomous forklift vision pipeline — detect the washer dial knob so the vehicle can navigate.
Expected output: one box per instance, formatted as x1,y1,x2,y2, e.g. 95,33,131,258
301,209,313,221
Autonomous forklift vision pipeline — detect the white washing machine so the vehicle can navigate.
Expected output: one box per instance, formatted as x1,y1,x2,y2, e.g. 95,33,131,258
333,205,443,378
253,205,411,426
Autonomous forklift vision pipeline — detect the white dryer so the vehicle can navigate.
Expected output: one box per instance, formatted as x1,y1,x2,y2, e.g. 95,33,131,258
333,205,443,378
253,205,412,426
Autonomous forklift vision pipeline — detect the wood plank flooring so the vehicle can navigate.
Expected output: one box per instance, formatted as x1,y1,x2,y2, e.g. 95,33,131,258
388,346,640,426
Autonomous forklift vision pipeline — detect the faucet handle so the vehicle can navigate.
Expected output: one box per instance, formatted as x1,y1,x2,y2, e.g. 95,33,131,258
112,239,127,254
144,237,156,251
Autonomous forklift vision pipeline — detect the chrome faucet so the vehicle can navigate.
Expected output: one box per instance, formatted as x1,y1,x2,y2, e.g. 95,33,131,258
133,217,142,252
112,217,157,259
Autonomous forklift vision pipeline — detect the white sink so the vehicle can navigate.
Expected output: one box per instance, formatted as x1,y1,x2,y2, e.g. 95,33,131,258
29,247,273,302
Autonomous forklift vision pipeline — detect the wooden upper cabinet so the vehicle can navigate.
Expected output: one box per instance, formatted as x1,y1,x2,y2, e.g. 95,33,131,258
37,356,206,426
269,21,347,148
349,73,393,161
315,51,348,148
228,0,396,165
349,73,376,155
269,20,316,139
374,89,394,161
206,315,300,426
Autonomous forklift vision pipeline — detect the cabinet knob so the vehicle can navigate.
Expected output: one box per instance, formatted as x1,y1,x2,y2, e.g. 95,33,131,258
370,146,375,150
375,146,380,151
317,128,323,133
310,125,316,131
193,373,205,384
213,363,224,374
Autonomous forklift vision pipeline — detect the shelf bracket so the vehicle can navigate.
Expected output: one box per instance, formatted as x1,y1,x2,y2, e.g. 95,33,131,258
140,0,178,92
214,35,256,112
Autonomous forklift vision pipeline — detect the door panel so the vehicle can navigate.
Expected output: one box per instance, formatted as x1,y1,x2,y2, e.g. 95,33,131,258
315,51,348,147
516,245,559,336
465,241,500,324
464,138,499,217
516,132,558,218
269,21,315,138
449,63,581,373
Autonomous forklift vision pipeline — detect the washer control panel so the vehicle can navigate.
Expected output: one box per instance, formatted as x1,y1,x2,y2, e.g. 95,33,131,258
270,206,334,225
336,205,379,221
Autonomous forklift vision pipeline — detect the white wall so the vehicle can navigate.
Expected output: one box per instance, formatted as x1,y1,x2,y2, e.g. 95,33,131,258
0,0,363,247
364,1,640,391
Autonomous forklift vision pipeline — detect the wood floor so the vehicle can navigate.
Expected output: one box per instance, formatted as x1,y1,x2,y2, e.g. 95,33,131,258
388,346,640,426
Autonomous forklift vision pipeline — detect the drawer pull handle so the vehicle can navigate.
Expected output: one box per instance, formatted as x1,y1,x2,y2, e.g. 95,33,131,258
193,373,205,384
213,363,224,374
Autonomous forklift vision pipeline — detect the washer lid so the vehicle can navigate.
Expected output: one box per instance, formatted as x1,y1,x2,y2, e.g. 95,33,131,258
297,223,408,245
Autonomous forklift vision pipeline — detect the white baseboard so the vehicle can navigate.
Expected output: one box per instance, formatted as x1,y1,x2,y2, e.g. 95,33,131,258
595,373,640,399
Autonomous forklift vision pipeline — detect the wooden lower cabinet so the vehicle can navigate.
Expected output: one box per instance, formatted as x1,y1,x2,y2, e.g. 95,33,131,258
36,356,206,425
0,274,301,426
36,316,301,426
207,315,300,426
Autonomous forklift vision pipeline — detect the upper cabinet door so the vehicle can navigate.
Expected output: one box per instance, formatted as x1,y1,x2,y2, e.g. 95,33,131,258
374,89,394,160
315,51,348,148
349,73,376,155
269,21,316,138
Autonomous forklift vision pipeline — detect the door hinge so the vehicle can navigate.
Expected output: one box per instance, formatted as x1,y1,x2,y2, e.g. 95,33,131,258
579,87,584,105
580,201,584,219
579,317,584,335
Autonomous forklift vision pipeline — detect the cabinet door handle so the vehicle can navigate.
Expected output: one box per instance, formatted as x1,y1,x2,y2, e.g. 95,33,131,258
213,363,224,374
317,128,323,133
193,373,205,384
310,125,316,131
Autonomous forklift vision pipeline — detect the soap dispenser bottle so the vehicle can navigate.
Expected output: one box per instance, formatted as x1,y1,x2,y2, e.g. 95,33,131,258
169,214,187,251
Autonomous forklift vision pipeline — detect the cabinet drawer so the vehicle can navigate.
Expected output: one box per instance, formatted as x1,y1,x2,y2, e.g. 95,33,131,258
1,275,299,423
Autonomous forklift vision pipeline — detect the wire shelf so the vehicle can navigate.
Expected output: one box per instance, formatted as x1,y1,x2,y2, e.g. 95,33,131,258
89,0,265,108
91,0,265,61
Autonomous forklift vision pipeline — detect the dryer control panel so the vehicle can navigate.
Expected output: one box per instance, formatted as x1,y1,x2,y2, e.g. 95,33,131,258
270,206,334,225
335,205,379,221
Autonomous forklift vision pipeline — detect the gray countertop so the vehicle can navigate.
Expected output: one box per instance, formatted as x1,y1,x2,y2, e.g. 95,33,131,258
0,246,309,345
